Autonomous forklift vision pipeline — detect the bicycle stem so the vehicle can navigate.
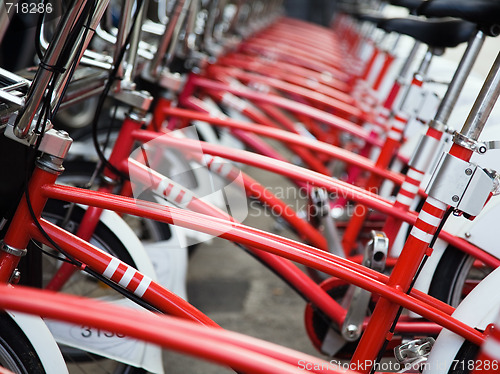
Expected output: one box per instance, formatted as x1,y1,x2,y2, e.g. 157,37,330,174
432,30,486,128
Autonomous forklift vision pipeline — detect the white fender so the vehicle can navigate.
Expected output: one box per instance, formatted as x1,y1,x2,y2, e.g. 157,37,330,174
423,266,500,373
7,311,69,373
414,194,500,299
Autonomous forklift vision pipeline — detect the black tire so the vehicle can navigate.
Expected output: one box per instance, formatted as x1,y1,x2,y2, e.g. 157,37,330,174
40,199,147,373
447,341,480,374
429,246,492,307
0,313,46,374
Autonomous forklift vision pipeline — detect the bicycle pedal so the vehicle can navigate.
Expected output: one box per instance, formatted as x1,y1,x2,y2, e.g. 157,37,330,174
394,337,434,372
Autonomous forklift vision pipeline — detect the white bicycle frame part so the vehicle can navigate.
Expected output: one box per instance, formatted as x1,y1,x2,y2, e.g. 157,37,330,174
423,266,500,373
6,311,69,373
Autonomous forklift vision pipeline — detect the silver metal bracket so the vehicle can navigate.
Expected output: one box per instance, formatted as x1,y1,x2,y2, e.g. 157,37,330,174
453,132,490,154
479,140,500,153
39,128,72,159
340,231,388,341
426,152,494,216
394,337,434,372
141,66,186,93
111,83,153,112
0,242,27,257
4,121,40,147
310,188,344,260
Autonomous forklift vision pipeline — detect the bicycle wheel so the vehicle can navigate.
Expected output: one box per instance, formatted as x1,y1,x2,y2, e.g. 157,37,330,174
428,246,492,374
0,313,46,374
40,199,147,374
429,246,492,308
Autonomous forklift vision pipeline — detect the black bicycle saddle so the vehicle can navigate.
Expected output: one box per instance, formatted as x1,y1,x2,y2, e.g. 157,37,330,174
417,0,500,36
389,0,422,12
352,11,389,27
379,16,476,48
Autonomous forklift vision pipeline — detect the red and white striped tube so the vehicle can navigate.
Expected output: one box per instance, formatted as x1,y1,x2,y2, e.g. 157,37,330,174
386,112,409,142
408,196,447,247
394,167,425,210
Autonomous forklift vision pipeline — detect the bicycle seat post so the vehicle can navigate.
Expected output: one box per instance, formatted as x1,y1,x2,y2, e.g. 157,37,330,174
351,29,493,374
453,50,500,155
381,29,487,247
431,31,486,131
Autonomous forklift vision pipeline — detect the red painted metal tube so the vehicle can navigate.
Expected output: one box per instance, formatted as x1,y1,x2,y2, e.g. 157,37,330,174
126,158,346,322
218,55,355,104
191,77,384,147
208,65,364,120
251,34,343,64
179,90,312,190
41,184,484,344
225,53,351,92
128,155,328,251
257,25,344,60
134,129,500,271
127,156,459,332
206,89,331,175
239,39,348,80
351,140,478,371
159,107,403,184
33,219,218,327
229,51,351,93
132,130,409,217
0,284,333,374
0,167,59,282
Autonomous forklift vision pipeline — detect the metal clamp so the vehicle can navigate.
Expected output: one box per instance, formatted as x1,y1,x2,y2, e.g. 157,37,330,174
141,67,186,93
341,231,388,341
479,140,500,154
426,152,494,216
38,128,72,159
453,132,489,154
394,337,434,371
0,242,27,257
310,188,344,259
111,85,153,112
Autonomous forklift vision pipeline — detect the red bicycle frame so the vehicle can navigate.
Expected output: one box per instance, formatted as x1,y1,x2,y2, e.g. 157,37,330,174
0,284,337,374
